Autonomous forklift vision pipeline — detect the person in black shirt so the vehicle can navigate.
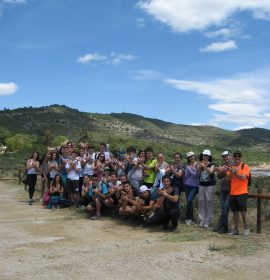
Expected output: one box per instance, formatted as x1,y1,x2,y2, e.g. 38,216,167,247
149,175,180,232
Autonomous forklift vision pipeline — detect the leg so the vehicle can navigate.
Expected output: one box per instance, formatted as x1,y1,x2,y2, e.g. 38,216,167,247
198,186,207,225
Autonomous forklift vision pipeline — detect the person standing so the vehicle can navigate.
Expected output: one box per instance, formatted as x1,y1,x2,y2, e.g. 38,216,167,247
142,147,157,188
26,152,40,205
184,151,199,225
213,151,232,234
197,149,216,228
227,151,250,236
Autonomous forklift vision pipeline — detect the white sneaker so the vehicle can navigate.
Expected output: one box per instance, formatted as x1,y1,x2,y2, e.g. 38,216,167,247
190,220,196,225
198,221,204,227
243,227,250,236
203,222,209,228
185,219,192,225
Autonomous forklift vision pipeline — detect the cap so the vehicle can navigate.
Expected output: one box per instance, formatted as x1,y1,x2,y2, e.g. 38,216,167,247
221,151,229,156
233,151,242,157
202,149,211,156
139,185,149,193
187,151,195,158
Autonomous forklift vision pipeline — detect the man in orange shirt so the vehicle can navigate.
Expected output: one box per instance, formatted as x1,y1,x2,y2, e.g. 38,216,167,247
228,151,250,236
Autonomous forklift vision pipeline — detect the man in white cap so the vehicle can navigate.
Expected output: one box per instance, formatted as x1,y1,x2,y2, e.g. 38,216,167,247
213,151,232,234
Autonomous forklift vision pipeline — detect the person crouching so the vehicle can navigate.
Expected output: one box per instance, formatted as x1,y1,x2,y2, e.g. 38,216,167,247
149,175,180,232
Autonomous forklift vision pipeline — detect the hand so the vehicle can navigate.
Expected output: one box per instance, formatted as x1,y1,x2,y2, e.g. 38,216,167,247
157,189,165,197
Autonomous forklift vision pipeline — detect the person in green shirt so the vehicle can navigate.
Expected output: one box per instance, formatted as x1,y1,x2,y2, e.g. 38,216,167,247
142,147,157,188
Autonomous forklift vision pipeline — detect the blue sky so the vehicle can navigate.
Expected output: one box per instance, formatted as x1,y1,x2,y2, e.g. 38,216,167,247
1,0,270,131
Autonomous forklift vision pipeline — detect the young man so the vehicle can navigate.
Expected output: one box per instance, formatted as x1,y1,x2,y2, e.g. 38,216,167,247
227,151,250,236
118,181,138,217
142,147,157,188
65,151,81,207
149,175,180,232
213,151,232,234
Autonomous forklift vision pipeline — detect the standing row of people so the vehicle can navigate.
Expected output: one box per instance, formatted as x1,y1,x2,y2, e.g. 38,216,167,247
25,142,250,235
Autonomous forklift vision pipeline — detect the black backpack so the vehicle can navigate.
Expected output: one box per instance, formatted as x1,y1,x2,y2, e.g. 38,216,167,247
241,163,252,186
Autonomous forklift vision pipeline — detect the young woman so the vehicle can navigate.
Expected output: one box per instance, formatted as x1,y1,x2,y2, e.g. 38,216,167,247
184,151,199,225
26,152,40,205
197,149,216,228
129,149,146,191
47,152,60,186
49,174,64,208
93,152,106,179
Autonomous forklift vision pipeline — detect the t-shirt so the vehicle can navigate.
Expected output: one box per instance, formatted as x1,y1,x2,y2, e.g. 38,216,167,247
163,187,179,212
66,160,81,180
199,162,216,186
185,165,199,187
130,157,144,181
143,158,157,184
230,163,249,196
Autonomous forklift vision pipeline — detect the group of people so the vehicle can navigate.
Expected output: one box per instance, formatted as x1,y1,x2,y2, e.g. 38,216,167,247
25,142,251,235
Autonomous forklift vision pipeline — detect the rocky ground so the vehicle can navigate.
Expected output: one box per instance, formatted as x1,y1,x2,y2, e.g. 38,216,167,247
1,181,270,280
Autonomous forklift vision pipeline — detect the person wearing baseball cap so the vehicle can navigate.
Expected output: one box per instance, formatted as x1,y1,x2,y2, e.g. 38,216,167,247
213,151,232,234
197,149,216,228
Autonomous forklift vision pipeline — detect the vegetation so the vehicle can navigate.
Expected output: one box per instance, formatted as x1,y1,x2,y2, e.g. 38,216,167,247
1,104,270,169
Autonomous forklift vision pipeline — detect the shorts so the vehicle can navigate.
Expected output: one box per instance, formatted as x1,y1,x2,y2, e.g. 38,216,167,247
65,179,80,194
230,194,248,212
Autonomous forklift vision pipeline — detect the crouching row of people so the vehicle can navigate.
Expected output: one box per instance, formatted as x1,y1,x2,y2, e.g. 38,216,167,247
80,173,180,232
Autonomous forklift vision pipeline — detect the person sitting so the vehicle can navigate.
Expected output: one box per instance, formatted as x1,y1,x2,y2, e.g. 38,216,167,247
132,185,156,225
80,174,96,217
48,174,64,209
118,181,138,217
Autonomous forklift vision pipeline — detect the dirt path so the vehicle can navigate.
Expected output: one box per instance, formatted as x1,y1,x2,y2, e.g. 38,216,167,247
1,182,270,280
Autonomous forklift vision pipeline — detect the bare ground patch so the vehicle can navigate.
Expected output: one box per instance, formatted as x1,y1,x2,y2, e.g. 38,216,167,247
1,181,270,280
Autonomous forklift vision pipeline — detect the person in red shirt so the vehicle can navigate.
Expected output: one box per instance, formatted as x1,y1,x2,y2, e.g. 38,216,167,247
227,151,250,236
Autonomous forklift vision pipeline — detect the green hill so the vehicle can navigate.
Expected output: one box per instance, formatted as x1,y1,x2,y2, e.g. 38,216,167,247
0,104,270,167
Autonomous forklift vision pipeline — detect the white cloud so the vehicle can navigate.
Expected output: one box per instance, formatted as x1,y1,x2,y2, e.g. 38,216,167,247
200,40,237,53
233,125,255,131
137,0,270,33
132,70,162,80
76,53,107,64
109,53,137,65
165,68,270,128
76,52,137,65
3,0,27,4
0,82,18,96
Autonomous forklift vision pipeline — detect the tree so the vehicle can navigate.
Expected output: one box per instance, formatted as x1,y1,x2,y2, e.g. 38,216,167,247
5,134,33,151
52,135,68,147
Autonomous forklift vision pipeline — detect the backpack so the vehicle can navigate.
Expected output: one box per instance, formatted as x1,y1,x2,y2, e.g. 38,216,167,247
241,163,252,186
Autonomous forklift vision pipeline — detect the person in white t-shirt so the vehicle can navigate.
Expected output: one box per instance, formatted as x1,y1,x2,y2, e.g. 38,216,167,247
65,151,81,207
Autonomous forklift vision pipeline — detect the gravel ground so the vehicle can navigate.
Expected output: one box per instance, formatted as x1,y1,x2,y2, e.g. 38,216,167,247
1,181,270,280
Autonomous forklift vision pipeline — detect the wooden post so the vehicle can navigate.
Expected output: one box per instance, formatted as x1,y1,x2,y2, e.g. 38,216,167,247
257,189,262,234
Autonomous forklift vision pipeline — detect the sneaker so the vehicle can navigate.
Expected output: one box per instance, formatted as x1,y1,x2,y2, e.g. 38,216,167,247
185,219,192,225
91,213,101,220
28,199,33,205
203,222,209,228
228,228,239,236
198,221,204,227
189,220,196,225
243,227,250,236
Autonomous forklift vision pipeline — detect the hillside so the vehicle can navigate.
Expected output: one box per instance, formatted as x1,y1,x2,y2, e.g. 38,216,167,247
0,105,270,165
